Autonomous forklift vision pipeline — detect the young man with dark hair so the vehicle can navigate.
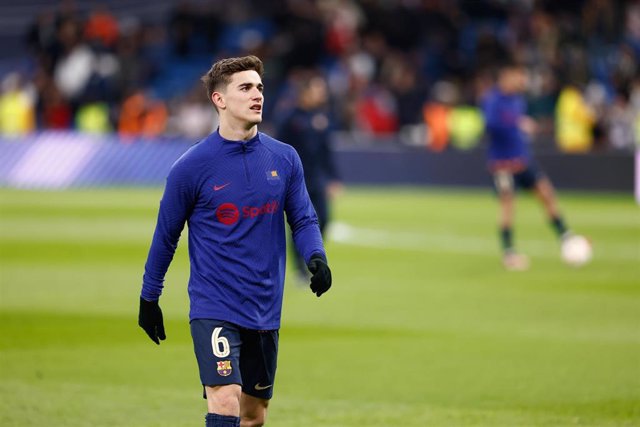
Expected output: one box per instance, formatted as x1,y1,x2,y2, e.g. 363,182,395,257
138,55,332,427
481,63,571,270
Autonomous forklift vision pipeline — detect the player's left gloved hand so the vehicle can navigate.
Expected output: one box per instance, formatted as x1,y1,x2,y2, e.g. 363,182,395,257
308,255,332,297
138,297,166,345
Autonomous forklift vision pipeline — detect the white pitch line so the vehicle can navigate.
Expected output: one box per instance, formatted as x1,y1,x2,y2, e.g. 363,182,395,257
327,222,640,262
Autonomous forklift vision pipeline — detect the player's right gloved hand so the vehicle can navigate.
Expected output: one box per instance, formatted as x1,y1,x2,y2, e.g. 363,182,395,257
138,297,166,345
308,255,332,297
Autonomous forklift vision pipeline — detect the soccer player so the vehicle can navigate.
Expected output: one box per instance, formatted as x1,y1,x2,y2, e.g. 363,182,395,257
276,72,342,281
137,55,332,427
481,62,571,270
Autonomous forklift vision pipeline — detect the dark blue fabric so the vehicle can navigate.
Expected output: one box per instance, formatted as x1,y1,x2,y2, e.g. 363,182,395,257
481,88,531,165
205,413,240,427
512,164,542,189
275,107,339,195
141,130,325,329
491,164,544,193
191,319,278,400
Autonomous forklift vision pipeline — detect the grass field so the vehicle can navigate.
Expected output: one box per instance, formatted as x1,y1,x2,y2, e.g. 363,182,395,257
0,187,638,426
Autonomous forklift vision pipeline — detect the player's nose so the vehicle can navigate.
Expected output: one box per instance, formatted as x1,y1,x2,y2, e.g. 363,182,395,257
251,88,263,100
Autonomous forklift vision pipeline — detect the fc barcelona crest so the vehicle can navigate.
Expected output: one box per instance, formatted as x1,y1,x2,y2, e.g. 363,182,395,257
266,170,280,181
217,360,232,377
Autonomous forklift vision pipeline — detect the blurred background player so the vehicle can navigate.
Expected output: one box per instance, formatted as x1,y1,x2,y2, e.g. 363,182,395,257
276,71,342,281
481,63,571,271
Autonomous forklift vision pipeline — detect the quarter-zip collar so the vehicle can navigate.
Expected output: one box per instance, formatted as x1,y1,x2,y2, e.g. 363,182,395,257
212,129,261,153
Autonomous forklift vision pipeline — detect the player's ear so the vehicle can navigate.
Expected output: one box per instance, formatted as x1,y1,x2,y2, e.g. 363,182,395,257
212,91,225,110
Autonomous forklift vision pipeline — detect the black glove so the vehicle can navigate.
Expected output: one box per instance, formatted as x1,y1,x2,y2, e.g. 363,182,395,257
138,297,166,345
308,255,332,297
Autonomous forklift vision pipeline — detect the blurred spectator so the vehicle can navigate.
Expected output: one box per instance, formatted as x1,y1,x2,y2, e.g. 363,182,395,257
631,78,640,147
118,90,168,139
6,0,637,152
354,84,399,135
555,84,597,152
53,17,94,102
423,81,458,151
40,84,73,130
448,106,484,150
76,102,112,134
422,102,450,152
167,86,217,139
0,73,35,137
607,86,637,150
320,0,363,57
384,55,428,127
84,4,119,50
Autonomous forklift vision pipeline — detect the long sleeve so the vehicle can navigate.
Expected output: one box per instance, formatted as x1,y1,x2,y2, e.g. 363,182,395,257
284,150,326,264
141,161,195,301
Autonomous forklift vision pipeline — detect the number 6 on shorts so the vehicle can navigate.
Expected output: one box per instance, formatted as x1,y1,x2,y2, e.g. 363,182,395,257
211,327,230,357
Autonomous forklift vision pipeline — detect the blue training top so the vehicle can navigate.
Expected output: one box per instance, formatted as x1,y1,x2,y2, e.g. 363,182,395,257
481,88,531,171
141,130,326,330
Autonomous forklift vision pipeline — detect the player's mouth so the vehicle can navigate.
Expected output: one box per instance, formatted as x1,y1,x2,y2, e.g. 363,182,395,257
250,104,262,112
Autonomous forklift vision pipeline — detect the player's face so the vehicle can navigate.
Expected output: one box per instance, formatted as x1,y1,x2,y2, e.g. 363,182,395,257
305,77,328,107
216,70,264,127
500,68,528,94
511,69,528,93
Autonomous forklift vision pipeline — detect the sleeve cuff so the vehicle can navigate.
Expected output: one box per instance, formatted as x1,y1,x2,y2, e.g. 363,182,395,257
308,252,327,264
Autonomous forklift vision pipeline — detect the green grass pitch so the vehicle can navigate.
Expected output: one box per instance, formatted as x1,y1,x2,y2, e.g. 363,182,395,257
1,187,638,426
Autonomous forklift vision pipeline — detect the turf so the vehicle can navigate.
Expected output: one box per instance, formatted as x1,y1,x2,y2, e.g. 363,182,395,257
0,187,638,426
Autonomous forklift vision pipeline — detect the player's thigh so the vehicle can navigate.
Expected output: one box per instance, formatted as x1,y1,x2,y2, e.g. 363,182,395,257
240,393,269,426
493,170,515,197
239,329,279,400
191,319,243,388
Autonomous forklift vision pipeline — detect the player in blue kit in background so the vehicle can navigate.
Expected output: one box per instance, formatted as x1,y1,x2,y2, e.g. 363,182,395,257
481,62,571,271
276,72,342,281
137,55,332,427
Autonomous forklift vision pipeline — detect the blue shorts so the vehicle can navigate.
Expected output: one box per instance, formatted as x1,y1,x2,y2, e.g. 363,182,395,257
492,164,545,193
190,319,279,400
